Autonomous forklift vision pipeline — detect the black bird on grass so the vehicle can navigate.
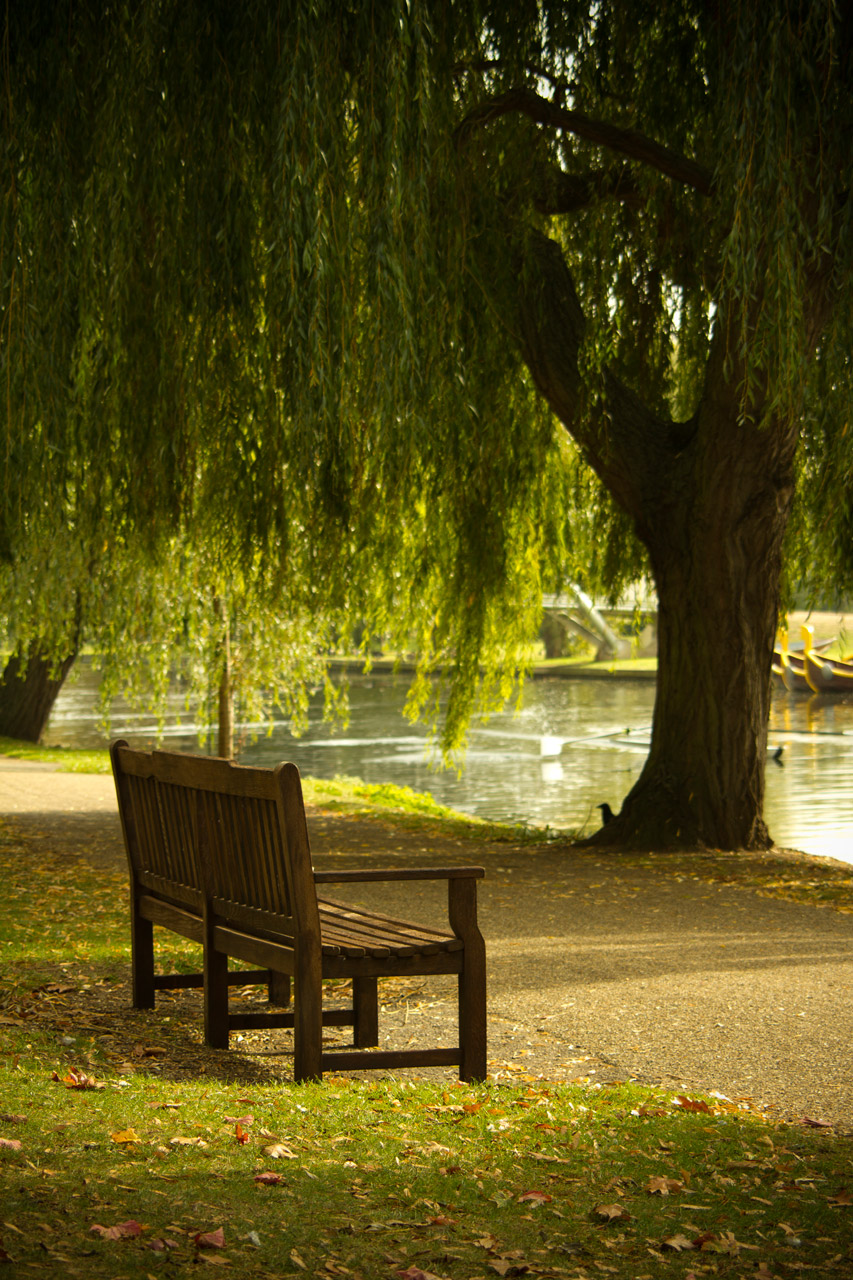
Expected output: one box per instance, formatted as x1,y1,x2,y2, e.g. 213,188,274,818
597,802,614,826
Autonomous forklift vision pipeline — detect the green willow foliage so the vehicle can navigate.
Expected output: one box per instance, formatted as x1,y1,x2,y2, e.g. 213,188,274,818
2,0,852,751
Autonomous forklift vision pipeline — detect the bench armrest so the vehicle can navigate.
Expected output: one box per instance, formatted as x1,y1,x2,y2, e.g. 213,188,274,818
313,866,484,884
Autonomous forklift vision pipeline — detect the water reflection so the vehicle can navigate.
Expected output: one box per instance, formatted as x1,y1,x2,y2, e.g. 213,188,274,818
43,661,853,863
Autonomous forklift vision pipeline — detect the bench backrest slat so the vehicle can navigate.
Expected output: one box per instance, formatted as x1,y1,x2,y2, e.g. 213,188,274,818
117,766,201,906
111,741,321,943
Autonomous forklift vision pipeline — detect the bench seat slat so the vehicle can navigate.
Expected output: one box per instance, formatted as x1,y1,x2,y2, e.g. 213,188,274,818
318,924,446,959
318,912,458,956
318,896,457,942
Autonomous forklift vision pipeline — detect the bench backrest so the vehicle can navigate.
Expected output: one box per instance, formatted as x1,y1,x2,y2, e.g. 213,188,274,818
110,740,320,942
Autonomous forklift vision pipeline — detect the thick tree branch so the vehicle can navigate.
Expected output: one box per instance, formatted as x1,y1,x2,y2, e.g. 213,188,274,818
531,163,642,214
512,231,690,522
457,86,714,197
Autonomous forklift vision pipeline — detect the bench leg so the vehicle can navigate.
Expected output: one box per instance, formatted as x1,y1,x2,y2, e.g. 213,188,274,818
458,953,487,1082
268,970,291,1007
353,977,379,1047
293,947,323,1082
130,911,156,1009
204,946,230,1049
449,879,487,1082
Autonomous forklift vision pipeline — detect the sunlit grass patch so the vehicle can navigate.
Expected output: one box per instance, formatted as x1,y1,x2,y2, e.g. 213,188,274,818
0,735,112,772
302,773,560,843
1,1061,851,1278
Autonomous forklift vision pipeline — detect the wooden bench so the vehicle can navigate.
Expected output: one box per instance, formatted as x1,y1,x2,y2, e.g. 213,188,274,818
109,740,487,1081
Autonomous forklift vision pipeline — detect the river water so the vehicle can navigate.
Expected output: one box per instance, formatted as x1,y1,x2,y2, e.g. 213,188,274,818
44,661,853,864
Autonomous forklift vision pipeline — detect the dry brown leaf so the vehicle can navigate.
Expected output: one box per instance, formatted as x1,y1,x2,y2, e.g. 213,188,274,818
53,1068,104,1091
647,1175,684,1195
89,1219,143,1241
517,1190,552,1206
594,1203,630,1221
194,1228,225,1249
662,1234,695,1252
674,1096,711,1114
488,1259,530,1276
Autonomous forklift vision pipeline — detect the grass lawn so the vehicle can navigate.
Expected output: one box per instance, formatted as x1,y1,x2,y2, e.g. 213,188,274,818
1,759,852,1277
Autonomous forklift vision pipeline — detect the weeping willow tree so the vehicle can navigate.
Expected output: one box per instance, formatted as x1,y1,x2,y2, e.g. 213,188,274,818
2,1,852,847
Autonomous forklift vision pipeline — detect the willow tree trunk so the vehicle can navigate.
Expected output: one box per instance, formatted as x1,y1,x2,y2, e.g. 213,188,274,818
513,231,799,850
597,339,798,848
0,648,77,743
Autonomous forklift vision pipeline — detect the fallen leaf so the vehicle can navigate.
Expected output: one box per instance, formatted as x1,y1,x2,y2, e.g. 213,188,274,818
396,1268,444,1280
290,1248,308,1269
0,1113,26,1124
263,1143,297,1159
714,1230,758,1255
475,1234,501,1250
254,1172,283,1186
517,1190,552,1206
234,1123,250,1145
662,1234,695,1252
110,1129,140,1145
674,1096,711,1114
147,1237,182,1251
170,1136,208,1148
194,1228,225,1249
0,1139,22,1152
488,1257,531,1277
90,1220,144,1241
802,1116,833,1128
829,1188,852,1207
647,1176,684,1195
594,1203,631,1221
53,1068,104,1091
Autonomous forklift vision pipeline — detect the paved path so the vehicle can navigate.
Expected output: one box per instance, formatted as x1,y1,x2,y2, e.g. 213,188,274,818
2,759,852,1128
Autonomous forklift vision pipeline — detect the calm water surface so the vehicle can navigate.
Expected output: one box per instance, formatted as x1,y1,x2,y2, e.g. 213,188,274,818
45,661,853,864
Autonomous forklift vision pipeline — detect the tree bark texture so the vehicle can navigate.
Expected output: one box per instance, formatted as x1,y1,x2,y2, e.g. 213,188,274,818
0,647,78,743
514,232,798,849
